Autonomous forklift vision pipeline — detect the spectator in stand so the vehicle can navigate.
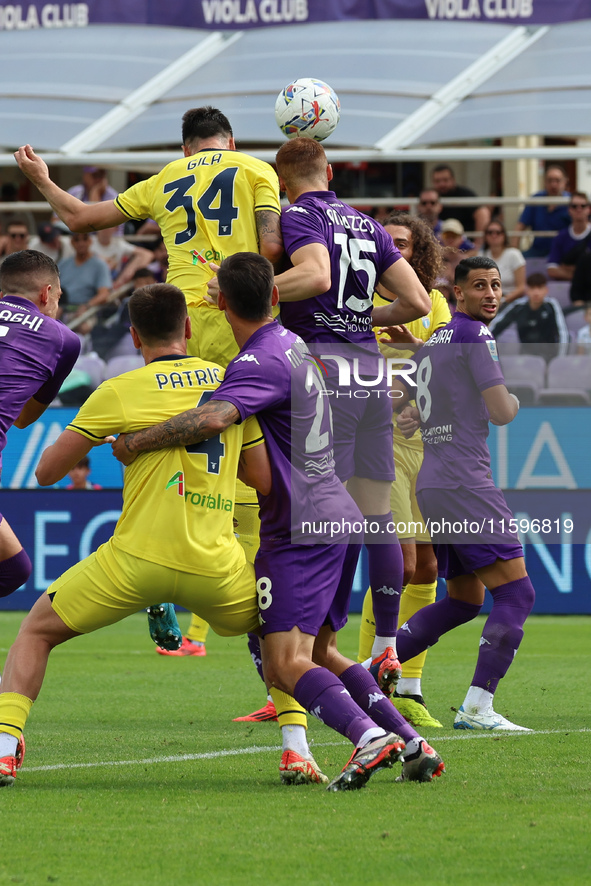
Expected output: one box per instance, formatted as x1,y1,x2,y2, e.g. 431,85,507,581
439,219,476,282
147,236,168,282
547,192,591,281
431,165,490,242
68,166,118,205
490,272,569,360
416,189,443,235
513,165,571,258
66,456,102,490
58,232,111,318
29,222,74,264
575,304,591,354
480,221,526,304
130,267,156,289
0,182,36,236
91,227,153,288
0,220,30,263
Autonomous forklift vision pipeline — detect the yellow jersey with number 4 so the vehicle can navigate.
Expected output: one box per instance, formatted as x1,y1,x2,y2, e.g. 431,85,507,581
67,355,264,577
115,150,280,308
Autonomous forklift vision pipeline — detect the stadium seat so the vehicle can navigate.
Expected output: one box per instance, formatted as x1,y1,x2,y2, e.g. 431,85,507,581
538,354,591,405
499,354,546,405
546,281,571,309
525,257,548,278
496,325,521,356
73,353,106,389
104,355,144,379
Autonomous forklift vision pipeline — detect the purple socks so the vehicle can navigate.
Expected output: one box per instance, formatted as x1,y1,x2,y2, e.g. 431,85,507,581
365,514,403,636
0,549,32,598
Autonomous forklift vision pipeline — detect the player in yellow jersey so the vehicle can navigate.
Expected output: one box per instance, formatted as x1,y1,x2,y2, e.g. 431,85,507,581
0,283,275,787
15,107,283,660
15,107,282,367
358,213,451,729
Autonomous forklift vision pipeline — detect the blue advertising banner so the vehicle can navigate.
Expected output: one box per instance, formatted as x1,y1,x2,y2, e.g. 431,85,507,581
0,0,588,33
0,490,590,614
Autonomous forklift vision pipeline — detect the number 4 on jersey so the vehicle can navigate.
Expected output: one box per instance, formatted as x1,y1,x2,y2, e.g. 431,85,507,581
185,390,225,474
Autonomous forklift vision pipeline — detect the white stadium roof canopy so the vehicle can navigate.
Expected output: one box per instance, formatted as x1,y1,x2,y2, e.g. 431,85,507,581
2,15,591,167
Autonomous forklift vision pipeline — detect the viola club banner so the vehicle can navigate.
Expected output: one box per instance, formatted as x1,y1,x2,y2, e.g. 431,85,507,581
0,0,589,31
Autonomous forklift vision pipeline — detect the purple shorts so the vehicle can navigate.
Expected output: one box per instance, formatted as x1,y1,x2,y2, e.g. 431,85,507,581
328,377,395,483
417,485,523,579
255,541,361,636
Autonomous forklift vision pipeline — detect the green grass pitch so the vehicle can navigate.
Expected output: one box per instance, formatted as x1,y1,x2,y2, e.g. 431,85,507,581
1,612,589,886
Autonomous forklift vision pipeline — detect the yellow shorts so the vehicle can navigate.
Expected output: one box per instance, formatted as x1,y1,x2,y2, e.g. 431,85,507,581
49,539,259,637
187,304,240,367
233,502,261,566
391,444,431,542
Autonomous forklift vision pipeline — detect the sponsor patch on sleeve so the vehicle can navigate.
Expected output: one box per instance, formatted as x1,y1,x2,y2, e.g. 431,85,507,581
486,340,499,362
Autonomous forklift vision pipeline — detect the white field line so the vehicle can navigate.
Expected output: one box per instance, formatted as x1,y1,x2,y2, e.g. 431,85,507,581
22,727,591,773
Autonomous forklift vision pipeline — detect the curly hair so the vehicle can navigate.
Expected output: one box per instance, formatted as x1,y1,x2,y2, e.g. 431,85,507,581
382,212,443,293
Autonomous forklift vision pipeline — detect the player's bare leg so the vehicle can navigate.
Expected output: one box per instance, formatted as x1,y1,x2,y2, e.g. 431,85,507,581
0,593,78,785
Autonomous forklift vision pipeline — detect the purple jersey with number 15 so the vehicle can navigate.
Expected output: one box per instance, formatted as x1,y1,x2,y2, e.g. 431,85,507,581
210,321,360,544
280,190,401,348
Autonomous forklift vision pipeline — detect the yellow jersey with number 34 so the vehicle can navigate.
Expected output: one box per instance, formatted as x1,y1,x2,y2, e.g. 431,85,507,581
115,150,280,308
66,355,264,577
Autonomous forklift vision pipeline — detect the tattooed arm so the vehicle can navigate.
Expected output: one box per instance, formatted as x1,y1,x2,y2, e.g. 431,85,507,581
256,209,283,268
111,400,240,466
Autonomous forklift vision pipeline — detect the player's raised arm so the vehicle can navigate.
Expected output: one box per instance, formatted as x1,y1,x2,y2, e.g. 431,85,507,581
111,400,240,465
372,257,431,327
14,145,126,233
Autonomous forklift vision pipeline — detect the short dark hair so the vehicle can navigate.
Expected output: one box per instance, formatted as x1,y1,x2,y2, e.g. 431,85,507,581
217,253,274,322
128,284,187,344
73,456,90,470
276,138,328,189
570,191,589,205
131,267,156,282
526,272,547,288
6,218,30,233
0,249,59,295
182,107,233,147
432,164,455,177
454,255,499,284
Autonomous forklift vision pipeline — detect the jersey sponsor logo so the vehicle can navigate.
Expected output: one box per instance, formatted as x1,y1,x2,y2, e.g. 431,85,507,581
235,353,260,364
486,340,499,362
165,472,233,511
478,324,493,337
166,470,185,496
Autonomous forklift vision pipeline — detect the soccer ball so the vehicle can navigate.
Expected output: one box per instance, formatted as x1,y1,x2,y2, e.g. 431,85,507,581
275,78,341,141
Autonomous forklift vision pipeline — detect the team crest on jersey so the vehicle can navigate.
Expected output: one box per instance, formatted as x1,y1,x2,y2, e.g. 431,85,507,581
235,353,260,365
486,340,499,362
422,317,430,329
166,471,184,496
478,325,493,337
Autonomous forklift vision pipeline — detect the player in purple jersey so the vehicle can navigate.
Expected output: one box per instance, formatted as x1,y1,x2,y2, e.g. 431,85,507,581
270,138,431,695
114,254,445,788
388,256,536,731
0,251,80,602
